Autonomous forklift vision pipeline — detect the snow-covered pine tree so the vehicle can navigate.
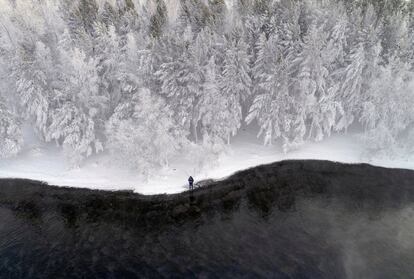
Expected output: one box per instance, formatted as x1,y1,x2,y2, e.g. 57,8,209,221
380,13,408,62
339,42,364,128
395,16,414,66
273,3,309,151
149,0,167,38
340,5,382,128
186,29,213,143
106,88,186,175
246,33,291,146
292,22,331,143
93,23,123,113
156,28,211,143
14,41,53,137
49,46,105,167
0,99,23,158
199,56,228,144
360,56,414,155
322,3,349,132
220,35,251,144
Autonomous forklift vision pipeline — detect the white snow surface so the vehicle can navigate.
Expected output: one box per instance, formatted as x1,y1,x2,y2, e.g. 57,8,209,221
0,130,413,195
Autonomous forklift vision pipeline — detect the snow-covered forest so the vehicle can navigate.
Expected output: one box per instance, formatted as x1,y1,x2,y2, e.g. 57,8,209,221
0,0,413,176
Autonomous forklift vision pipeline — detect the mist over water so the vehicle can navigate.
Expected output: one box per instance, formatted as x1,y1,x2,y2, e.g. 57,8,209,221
0,161,413,278
298,199,414,279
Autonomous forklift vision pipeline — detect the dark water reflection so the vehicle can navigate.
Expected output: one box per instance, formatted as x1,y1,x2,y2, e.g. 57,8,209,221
1,160,414,278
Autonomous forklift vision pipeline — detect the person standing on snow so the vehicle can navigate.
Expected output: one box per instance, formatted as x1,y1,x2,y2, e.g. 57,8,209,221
188,176,194,191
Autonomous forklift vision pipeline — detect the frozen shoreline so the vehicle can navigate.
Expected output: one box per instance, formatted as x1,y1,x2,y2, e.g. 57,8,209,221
0,130,413,195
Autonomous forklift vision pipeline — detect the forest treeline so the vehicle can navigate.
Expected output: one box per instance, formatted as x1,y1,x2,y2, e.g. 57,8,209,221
0,0,413,173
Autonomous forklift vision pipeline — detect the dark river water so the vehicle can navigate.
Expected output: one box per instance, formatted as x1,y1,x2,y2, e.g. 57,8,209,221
1,160,414,279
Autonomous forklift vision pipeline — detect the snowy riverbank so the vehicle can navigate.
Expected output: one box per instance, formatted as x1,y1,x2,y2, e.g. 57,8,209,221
0,130,413,195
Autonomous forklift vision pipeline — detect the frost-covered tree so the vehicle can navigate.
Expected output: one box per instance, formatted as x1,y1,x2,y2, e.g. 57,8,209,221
292,22,341,143
156,53,198,139
380,13,409,61
360,57,414,155
106,88,186,175
156,29,213,143
185,29,213,142
199,56,228,144
247,33,291,146
48,46,105,166
339,43,365,127
340,5,382,128
93,23,123,112
220,37,251,144
14,42,53,136
0,99,23,158
149,0,167,38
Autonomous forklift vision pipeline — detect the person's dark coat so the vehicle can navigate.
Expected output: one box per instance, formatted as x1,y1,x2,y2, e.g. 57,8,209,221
188,176,194,190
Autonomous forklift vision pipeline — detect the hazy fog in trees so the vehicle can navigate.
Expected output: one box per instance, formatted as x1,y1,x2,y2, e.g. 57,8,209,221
0,0,413,174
